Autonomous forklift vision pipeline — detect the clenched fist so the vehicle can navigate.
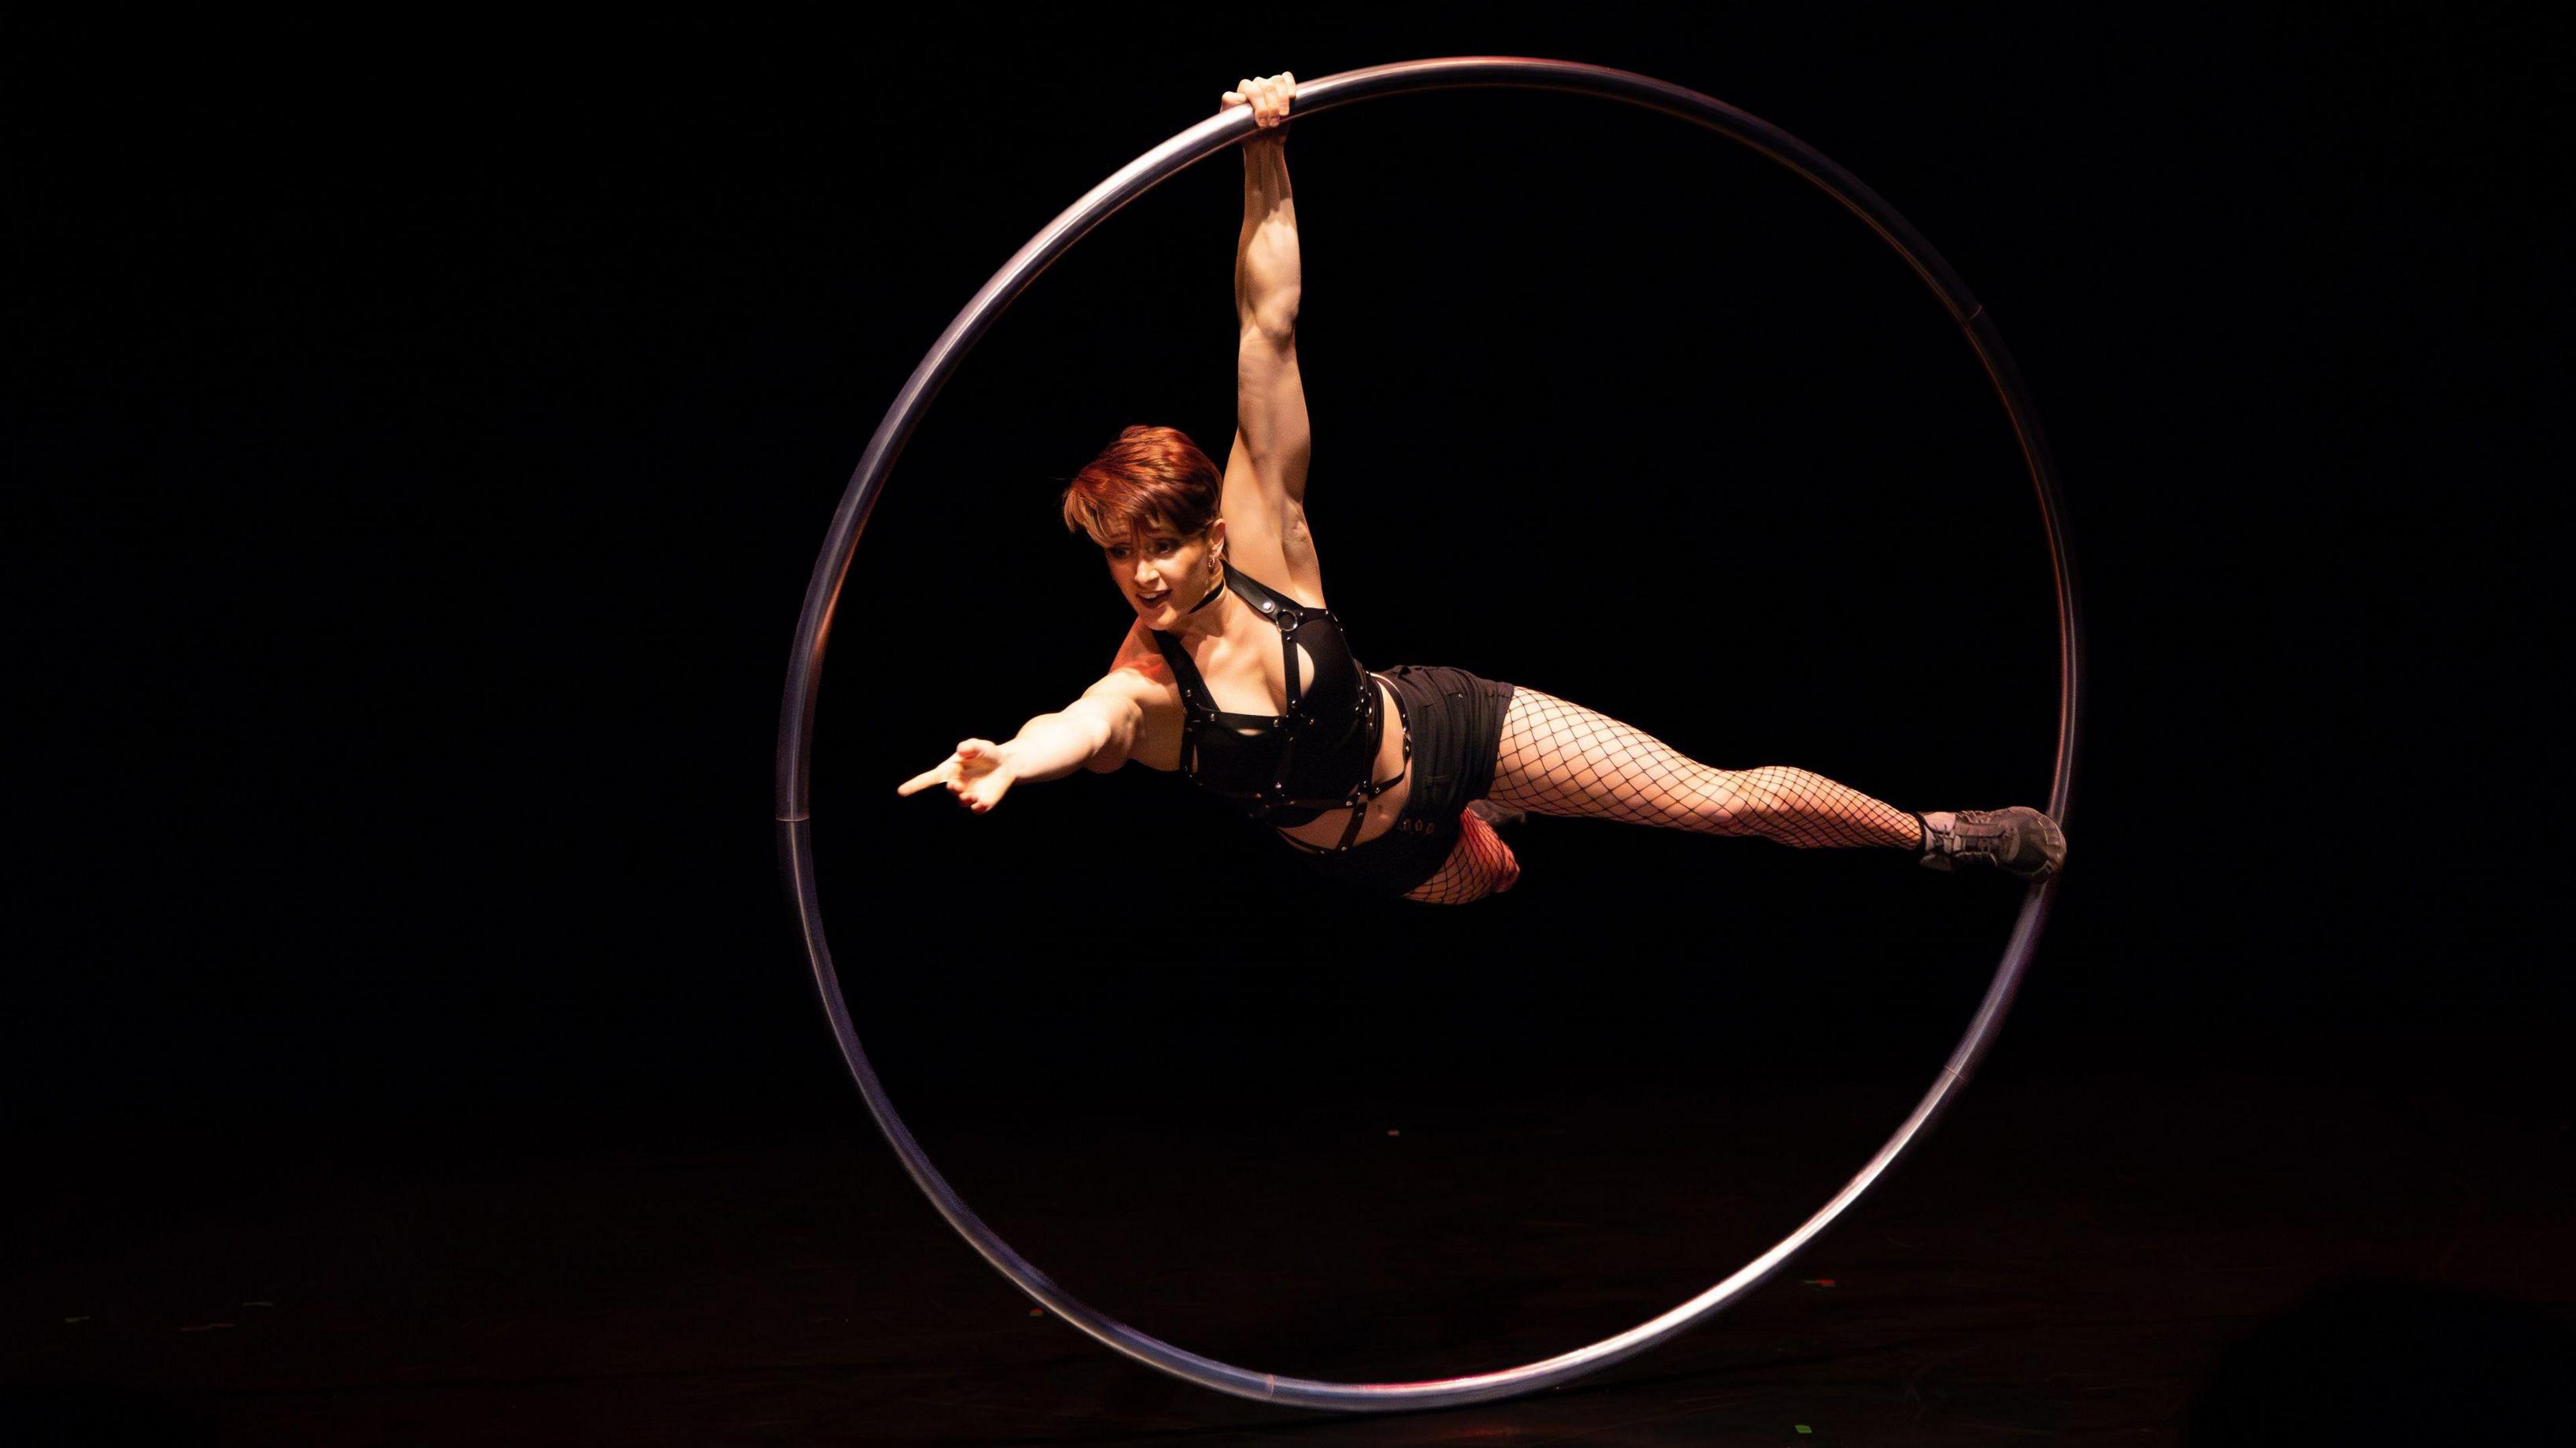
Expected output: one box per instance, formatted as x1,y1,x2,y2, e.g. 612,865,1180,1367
1222,72,1296,129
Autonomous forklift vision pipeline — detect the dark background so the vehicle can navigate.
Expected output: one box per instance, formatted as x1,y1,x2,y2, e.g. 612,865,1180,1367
13,7,2558,1141
7,7,2566,1437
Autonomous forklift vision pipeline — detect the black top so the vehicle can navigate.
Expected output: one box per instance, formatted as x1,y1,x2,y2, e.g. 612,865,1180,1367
1148,567,1399,841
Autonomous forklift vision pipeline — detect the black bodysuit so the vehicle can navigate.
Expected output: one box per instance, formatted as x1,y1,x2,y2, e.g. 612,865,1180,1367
1148,568,1409,851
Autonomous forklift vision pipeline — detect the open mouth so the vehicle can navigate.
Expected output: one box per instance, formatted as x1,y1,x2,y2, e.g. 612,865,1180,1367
1136,590,1169,606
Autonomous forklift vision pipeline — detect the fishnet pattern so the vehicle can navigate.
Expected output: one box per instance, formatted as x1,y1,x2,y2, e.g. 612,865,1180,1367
1486,687,1919,849
1402,807,1519,905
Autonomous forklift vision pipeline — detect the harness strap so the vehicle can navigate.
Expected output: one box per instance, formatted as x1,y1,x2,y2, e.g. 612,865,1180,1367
1153,569,1391,840
1287,675,1413,856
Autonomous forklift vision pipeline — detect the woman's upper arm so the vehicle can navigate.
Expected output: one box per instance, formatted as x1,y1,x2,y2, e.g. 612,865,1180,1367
1228,112,1314,599
1077,632,1177,773
1235,319,1311,498
1221,372,1322,605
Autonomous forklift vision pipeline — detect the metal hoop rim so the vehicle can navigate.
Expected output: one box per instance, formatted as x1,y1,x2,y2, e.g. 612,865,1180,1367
775,56,2083,1412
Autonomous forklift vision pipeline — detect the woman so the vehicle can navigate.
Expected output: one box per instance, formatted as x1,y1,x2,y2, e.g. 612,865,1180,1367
899,72,2064,905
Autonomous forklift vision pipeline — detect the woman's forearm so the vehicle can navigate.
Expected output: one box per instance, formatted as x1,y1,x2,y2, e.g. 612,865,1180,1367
999,704,1114,784
1234,133,1300,343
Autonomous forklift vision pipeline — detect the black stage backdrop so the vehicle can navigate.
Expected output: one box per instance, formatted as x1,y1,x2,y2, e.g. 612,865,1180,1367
11,12,2561,1182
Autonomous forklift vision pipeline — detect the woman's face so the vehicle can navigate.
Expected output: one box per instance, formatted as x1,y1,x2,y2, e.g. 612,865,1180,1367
1104,518,1224,628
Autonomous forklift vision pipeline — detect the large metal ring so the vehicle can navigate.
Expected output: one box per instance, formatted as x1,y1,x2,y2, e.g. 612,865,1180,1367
776,56,2082,1412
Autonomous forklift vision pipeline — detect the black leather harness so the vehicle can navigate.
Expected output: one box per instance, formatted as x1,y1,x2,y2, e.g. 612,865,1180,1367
1149,569,1410,852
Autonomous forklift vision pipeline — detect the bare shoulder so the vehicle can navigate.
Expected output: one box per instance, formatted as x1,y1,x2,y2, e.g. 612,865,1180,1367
1087,623,1184,773
1106,622,1168,677
1093,623,1177,706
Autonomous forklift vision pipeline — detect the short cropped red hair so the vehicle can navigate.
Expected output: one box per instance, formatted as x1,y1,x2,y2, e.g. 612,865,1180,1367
1060,425,1222,546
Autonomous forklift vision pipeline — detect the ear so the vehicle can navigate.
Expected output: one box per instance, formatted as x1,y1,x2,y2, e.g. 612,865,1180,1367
1206,516,1228,558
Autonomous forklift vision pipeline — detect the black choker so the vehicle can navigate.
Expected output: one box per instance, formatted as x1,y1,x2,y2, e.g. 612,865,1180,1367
1187,573,1228,614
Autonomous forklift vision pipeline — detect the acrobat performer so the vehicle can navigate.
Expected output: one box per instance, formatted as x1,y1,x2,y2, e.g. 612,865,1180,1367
901,72,2064,904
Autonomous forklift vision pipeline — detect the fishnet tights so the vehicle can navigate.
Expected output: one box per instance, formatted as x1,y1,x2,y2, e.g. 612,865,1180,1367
1403,687,1919,905
1403,807,1519,905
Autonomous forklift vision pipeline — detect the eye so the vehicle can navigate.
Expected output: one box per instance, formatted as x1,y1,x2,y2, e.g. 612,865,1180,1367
1152,538,1180,557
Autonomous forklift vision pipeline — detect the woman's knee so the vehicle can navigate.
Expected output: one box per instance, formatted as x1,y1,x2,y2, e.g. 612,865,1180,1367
1403,811,1519,905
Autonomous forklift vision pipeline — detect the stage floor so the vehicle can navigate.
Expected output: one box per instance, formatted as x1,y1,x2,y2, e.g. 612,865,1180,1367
8,1072,2569,1445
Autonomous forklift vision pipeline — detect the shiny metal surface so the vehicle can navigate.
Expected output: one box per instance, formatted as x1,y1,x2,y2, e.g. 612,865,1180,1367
777,57,2082,1412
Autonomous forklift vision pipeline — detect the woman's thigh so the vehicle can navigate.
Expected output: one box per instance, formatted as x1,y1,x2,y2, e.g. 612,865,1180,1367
1482,687,1918,846
1485,685,1721,827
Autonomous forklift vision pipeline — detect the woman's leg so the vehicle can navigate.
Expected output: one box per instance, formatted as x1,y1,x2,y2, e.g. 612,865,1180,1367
1485,687,1919,848
1402,807,1520,905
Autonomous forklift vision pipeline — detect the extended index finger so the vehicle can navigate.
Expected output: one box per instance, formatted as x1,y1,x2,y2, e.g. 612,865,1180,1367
896,761,954,796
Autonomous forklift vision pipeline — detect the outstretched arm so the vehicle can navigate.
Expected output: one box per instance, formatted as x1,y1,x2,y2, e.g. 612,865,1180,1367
896,669,1155,814
1220,72,1317,594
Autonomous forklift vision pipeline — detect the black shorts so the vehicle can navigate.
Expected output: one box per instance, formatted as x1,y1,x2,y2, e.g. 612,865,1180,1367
1300,664,1515,898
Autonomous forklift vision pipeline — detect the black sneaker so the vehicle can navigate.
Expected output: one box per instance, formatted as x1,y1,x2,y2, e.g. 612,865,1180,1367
1916,807,2065,881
